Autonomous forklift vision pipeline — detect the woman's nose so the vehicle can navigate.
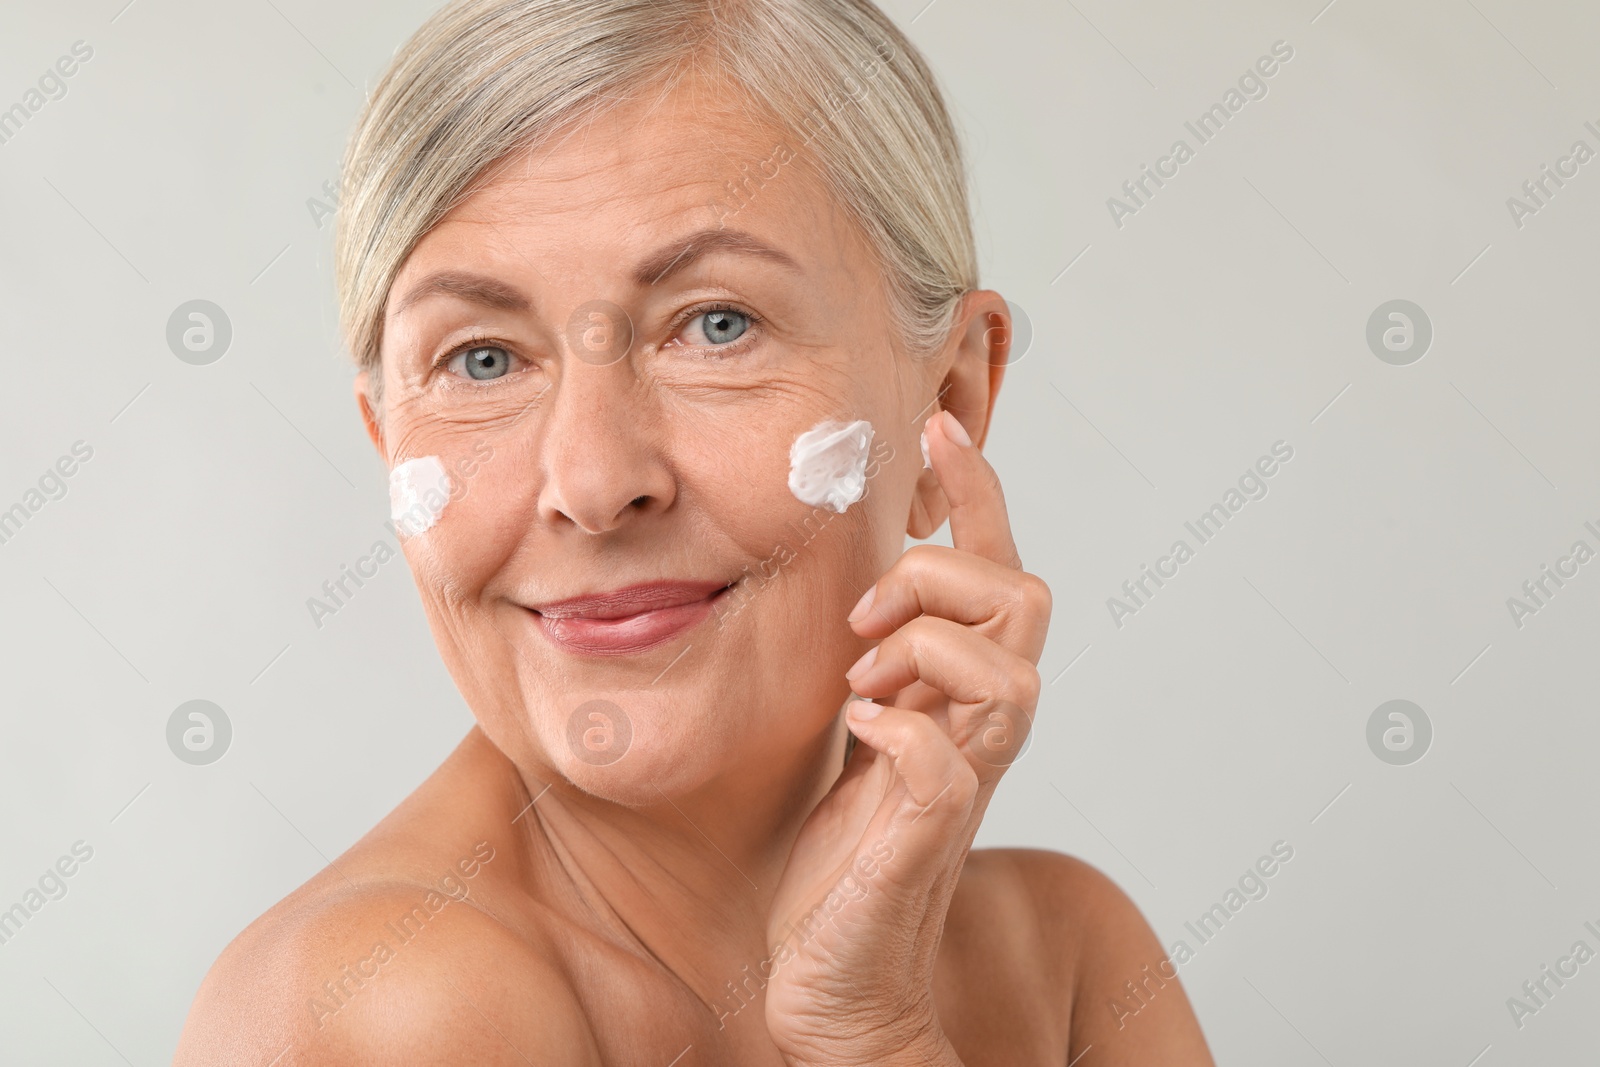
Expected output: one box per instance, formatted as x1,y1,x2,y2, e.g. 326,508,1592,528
534,357,674,535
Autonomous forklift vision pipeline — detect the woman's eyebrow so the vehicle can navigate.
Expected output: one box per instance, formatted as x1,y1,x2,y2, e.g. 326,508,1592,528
393,270,531,318
392,229,801,319
633,228,802,286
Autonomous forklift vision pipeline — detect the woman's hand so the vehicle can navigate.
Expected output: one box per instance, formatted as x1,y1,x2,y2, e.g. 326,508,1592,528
763,409,1052,1066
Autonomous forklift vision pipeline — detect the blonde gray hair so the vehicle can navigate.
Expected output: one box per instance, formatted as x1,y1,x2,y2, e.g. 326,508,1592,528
334,0,978,393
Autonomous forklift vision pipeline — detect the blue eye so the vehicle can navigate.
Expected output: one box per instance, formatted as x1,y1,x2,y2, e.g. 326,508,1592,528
447,344,514,380
694,308,750,345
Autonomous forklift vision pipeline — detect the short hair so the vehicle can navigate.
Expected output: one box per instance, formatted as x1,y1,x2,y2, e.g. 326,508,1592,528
334,0,978,398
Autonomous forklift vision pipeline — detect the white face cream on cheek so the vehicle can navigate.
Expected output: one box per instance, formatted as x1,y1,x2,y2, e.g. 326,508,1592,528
389,456,453,536
788,419,875,513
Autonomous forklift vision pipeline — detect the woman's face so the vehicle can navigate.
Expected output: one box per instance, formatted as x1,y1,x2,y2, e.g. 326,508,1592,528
364,80,957,802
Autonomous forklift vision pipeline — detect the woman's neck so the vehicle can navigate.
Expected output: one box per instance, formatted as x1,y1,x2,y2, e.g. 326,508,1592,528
509,713,852,1009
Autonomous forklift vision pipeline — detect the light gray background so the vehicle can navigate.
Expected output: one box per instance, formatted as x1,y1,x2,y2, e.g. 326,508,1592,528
2,0,1596,1063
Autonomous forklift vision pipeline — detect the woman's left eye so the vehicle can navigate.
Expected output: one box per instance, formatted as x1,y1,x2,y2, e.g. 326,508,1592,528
444,343,518,381
681,308,751,347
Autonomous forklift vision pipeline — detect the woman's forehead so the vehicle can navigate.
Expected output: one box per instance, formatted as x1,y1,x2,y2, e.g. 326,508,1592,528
393,118,865,299
467,82,815,212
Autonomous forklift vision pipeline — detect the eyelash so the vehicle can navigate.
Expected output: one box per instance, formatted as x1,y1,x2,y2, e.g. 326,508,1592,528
432,302,764,377
434,332,505,376
669,301,764,359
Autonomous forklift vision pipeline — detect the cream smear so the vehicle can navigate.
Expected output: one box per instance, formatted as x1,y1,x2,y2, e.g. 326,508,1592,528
788,419,874,513
389,456,452,536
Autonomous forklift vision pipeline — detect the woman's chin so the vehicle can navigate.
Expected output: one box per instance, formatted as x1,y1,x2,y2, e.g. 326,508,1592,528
548,743,718,808
531,699,725,807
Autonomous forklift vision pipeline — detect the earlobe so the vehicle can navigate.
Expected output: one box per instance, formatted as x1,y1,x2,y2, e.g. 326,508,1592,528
353,371,385,458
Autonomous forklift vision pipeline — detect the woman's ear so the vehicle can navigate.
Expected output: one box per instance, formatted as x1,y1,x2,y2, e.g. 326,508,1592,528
354,370,386,458
906,290,1011,540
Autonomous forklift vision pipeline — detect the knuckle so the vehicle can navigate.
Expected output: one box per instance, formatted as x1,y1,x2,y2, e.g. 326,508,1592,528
901,543,947,579
896,615,943,654
881,627,913,666
1020,572,1052,617
947,763,981,810
892,709,944,758
1013,663,1041,709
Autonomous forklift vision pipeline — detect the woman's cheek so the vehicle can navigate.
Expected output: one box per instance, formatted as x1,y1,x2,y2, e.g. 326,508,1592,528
385,365,554,455
787,418,875,513
389,455,452,536
387,439,524,604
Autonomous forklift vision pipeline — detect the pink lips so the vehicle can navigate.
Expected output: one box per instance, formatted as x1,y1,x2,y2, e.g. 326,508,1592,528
529,580,731,656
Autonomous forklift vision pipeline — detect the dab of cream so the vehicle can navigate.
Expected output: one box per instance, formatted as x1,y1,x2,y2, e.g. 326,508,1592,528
789,419,874,513
389,456,452,536
920,430,931,470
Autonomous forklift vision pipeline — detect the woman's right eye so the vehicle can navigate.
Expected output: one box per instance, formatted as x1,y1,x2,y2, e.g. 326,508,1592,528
444,344,518,381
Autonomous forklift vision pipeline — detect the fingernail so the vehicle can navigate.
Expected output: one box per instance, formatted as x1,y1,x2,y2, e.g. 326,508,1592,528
942,410,971,447
845,644,878,681
848,699,882,720
848,584,877,623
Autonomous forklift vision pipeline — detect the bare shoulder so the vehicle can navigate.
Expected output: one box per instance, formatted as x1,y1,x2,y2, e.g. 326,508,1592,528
949,848,1215,1066
176,731,600,1065
174,873,600,1066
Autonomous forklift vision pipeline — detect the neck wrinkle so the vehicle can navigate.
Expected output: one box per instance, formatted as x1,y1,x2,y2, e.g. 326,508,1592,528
508,713,852,1011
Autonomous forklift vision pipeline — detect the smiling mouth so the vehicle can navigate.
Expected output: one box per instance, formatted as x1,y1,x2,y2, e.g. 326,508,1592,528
527,580,734,656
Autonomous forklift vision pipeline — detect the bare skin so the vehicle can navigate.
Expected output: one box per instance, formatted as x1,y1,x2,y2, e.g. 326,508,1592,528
175,69,1214,1066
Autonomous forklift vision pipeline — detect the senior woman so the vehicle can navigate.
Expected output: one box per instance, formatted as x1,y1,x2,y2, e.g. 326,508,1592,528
177,1,1213,1063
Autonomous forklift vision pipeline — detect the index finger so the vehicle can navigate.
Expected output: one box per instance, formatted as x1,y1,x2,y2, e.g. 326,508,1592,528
924,409,1023,570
